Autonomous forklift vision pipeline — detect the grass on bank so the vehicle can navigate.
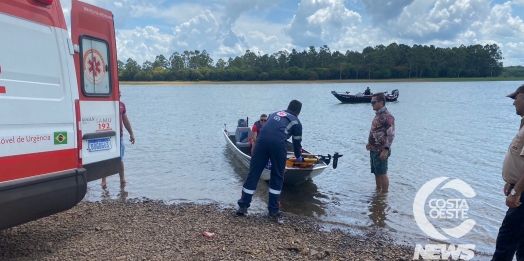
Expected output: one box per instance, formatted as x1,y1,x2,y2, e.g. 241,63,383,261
120,77,524,86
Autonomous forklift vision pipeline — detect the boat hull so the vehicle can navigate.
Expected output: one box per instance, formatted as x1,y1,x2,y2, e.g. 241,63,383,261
223,129,327,186
331,90,399,104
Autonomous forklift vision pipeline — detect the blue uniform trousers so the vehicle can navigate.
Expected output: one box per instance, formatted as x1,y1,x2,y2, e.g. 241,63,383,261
492,196,524,261
238,138,287,214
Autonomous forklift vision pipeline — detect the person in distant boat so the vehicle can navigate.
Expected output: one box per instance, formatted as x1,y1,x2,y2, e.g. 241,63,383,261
364,87,371,95
237,100,304,218
491,83,524,261
250,114,268,155
366,92,395,193
101,90,135,187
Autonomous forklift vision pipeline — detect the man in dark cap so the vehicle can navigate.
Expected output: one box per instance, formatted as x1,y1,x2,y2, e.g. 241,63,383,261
236,100,304,217
491,83,524,261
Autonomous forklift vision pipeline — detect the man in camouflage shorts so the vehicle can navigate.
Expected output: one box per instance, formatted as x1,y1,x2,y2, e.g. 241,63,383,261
366,92,395,193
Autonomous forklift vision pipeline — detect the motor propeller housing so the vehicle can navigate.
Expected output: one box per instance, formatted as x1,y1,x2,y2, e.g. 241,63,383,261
319,154,331,165
318,152,343,169
332,152,343,169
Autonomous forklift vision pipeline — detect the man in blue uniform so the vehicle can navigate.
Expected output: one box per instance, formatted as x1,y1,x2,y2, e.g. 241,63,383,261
237,100,304,217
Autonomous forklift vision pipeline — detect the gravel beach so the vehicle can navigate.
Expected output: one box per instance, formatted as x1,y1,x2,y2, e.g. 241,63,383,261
0,200,465,260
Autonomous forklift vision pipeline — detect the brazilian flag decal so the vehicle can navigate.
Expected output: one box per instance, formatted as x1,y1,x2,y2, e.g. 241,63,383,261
54,132,67,145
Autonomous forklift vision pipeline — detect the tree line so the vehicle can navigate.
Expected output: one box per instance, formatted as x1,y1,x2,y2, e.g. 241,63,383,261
503,66,524,78
117,43,507,82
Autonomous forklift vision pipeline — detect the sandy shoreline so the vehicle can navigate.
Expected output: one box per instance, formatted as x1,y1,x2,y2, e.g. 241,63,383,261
0,200,422,261
0,200,493,260
120,77,523,86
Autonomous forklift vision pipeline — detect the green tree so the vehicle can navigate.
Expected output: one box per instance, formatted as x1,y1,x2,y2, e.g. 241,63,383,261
177,69,190,81
152,54,169,69
169,52,185,71
190,70,203,81
122,58,140,81
331,51,346,79
275,51,289,69
228,57,244,69
243,69,257,81
318,45,331,68
216,58,227,69
142,60,153,73
242,50,257,69
307,46,318,68
258,72,269,81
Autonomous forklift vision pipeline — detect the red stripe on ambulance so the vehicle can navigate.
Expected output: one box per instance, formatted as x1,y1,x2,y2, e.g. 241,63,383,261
0,149,77,183
0,86,5,94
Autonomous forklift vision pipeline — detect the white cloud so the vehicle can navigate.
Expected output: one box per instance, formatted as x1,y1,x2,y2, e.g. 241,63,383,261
231,15,292,57
361,0,414,24
130,3,214,25
57,0,524,66
247,31,279,43
284,0,362,47
173,10,220,48
218,0,284,50
116,9,225,63
223,0,283,27
116,26,173,64
477,2,524,39
389,0,491,41
330,25,383,52
216,44,245,58
504,42,524,65
463,30,477,38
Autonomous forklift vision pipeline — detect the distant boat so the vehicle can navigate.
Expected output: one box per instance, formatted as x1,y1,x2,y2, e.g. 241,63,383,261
223,120,342,186
331,89,399,103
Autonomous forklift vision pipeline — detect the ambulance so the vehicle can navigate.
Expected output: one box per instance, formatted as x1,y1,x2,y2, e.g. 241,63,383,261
0,0,122,230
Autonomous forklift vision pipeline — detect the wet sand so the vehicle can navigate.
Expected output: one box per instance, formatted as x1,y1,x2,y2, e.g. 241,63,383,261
0,200,421,261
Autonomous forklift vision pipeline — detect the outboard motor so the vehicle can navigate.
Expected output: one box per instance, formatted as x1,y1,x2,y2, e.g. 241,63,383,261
320,152,343,169
235,118,252,148
237,118,247,127
392,89,399,98
320,154,332,165
332,152,343,169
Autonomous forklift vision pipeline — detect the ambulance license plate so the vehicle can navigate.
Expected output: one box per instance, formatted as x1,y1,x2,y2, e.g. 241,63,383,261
88,138,112,152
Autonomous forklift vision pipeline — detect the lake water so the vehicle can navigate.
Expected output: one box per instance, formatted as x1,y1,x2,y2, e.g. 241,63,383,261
84,80,524,259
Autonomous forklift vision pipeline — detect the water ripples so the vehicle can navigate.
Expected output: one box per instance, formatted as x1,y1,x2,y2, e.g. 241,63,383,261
84,81,522,258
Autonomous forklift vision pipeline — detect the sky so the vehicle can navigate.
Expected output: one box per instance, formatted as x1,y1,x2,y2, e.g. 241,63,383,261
61,0,524,66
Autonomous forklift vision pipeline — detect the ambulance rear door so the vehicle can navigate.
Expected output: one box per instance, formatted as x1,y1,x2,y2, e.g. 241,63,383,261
71,0,121,182
0,0,87,230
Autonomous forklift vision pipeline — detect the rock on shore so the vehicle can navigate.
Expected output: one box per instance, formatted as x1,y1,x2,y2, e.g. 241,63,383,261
1,200,419,260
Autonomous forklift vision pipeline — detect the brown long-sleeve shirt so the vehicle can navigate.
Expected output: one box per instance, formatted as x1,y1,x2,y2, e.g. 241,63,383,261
368,107,395,151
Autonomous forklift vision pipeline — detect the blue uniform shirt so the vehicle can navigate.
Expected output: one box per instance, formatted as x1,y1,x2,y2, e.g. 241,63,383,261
258,110,302,158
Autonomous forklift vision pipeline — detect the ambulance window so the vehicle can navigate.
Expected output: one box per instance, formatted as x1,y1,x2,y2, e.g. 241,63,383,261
80,37,111,96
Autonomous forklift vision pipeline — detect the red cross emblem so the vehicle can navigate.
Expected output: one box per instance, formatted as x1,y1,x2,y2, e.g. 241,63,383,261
83,49,106,84
88,56,101,77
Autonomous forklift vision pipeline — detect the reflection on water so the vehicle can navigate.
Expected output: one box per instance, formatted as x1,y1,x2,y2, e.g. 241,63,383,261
280,181,328,217
224,148,328,217
367,192,390,228
118,184,129,201
100,183,129,202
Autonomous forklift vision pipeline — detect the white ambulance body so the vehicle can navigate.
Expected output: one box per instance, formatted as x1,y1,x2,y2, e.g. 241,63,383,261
0,0,121,230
